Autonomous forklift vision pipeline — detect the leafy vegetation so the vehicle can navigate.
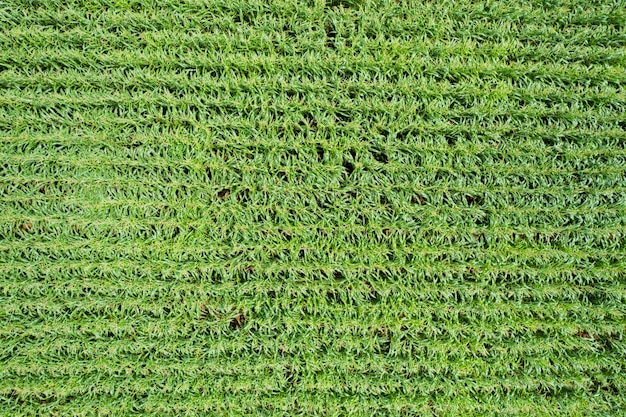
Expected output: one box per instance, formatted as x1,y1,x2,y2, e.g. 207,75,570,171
1,0,625,415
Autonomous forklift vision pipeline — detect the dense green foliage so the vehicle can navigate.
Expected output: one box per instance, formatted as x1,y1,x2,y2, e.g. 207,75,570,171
1,0,625,415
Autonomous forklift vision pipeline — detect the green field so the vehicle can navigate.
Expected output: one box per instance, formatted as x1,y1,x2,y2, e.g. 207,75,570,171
1,0,625,415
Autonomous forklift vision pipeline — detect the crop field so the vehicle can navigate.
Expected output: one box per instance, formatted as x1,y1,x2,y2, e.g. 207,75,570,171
1,0,625,415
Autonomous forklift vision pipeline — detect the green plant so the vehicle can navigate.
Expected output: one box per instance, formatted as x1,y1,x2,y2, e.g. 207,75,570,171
0,0,624,415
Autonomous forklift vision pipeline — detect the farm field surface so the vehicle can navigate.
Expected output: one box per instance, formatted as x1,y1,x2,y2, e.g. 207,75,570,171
1,0,625,415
